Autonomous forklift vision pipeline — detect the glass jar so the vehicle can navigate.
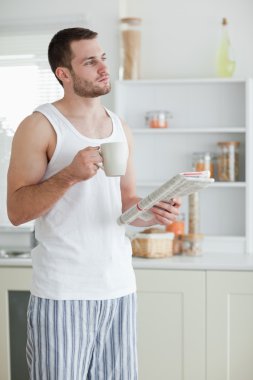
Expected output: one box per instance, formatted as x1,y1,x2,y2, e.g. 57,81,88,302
217,141,240,181
182,233,204,256
119,17,142,80
192,152,215,178
145,110,173,129
166,213,185,235
172,235,183,255
166,213,185,255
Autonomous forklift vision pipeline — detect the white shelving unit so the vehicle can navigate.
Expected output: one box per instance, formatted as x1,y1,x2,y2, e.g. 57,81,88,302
115,78,253,254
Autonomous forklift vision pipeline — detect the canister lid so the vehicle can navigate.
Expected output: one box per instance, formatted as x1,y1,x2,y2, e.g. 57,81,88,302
145,110,172,118
120,17,142,25
192,152,215,159
182,233,204,240
217,141,240,146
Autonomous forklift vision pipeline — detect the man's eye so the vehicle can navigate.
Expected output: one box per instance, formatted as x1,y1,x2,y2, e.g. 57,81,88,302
102,56,107,61
85,60,95,66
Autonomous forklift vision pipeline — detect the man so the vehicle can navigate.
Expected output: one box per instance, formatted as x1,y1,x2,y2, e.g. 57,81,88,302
7,28,181,379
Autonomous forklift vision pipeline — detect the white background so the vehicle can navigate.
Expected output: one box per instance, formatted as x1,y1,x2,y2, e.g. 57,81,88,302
121,0,253,80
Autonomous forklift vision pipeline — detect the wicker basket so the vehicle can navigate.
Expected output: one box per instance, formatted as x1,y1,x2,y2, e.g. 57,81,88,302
131,228,174,258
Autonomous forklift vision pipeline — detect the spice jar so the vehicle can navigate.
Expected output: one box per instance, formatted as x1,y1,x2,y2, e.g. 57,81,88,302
145,111,173,129
192,152,215,178
217,141,240,181
119,17,142,80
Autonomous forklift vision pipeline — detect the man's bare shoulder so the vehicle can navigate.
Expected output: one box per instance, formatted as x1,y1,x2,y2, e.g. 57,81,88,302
14,111,55,145
16,111,53,133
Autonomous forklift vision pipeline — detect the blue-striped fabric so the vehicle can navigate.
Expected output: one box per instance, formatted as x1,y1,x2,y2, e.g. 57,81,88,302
26,293,138,380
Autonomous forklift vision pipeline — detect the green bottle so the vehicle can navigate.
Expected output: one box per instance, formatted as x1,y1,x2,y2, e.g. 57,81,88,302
216,18,236,77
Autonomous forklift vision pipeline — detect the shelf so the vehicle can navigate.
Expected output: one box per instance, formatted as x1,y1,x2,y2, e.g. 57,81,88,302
132,128,246,134
211,182,246,188
115,78,253,253
117,78,247,85
137,181,246,188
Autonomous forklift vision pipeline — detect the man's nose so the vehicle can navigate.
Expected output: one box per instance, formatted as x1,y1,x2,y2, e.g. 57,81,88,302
98,60,108,73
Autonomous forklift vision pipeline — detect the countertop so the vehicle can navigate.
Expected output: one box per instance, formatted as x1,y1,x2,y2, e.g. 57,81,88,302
1,252,253,271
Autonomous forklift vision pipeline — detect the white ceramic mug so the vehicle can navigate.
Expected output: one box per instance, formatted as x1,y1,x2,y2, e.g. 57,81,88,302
99,141,128,177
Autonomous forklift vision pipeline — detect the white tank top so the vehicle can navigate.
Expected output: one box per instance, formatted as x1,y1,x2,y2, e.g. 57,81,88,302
31,103,136,300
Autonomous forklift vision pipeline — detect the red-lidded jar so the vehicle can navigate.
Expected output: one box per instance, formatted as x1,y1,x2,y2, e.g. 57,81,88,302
146,111,173,129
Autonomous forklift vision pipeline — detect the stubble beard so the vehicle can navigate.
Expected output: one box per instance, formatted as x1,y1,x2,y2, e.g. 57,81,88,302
71,71,111,98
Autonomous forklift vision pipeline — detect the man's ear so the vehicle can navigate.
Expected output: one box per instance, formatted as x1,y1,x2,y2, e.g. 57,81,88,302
55,67,71,83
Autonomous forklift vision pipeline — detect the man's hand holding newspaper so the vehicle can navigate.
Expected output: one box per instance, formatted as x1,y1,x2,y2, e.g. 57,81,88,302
118,171,214,225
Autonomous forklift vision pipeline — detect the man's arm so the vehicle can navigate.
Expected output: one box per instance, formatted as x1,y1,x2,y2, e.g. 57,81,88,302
120,121,181,227
7,113,102,226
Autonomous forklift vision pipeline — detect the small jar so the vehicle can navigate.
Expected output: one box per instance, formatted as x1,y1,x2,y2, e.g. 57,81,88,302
217,141,240,181
192,152,215,178
119,17,142,80
166,213,185,255
172,235,184,255
182,234,204,256
166,213,185,235
145,110,173,129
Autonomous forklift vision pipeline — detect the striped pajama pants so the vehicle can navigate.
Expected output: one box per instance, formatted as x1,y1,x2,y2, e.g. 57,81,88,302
26,293,138,380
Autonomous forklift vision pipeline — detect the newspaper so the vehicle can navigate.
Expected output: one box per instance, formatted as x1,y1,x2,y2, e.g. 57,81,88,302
118,171,214,225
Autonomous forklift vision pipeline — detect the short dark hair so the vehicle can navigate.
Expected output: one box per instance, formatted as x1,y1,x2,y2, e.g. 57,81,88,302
48,27,98,85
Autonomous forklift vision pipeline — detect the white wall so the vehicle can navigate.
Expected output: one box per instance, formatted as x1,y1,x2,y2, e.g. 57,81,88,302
0,0,120,109
1,0,252,84
121,0,253,79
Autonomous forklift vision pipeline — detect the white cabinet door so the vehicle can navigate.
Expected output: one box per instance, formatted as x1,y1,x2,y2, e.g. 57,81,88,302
135,269,205,380
207,271,253,380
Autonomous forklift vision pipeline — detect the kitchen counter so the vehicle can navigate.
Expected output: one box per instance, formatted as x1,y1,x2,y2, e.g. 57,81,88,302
133,252,253,271
1,252,253,271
